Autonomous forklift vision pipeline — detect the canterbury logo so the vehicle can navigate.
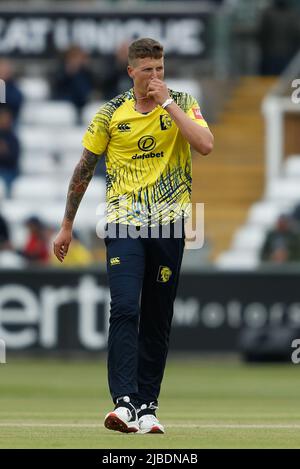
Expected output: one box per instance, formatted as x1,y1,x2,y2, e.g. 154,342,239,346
110,257,121,265
118,123,131,132
87,122,95,135
157,266,172,283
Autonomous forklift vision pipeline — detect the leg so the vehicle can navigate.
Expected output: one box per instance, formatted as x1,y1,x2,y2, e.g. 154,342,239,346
105,234,145,402
133,231,185,406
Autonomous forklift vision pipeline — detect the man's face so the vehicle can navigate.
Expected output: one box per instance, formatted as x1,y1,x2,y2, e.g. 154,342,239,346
127,56,164,95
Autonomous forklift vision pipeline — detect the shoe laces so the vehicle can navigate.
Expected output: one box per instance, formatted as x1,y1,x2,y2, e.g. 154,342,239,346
138,401,158,419
140,401,158,412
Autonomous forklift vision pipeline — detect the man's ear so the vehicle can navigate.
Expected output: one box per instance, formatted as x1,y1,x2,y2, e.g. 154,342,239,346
127,65,134,79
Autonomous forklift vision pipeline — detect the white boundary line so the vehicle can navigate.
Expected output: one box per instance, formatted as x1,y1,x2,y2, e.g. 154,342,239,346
0,423,300,429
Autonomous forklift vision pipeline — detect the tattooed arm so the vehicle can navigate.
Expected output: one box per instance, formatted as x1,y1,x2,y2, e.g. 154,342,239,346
53,148,99,262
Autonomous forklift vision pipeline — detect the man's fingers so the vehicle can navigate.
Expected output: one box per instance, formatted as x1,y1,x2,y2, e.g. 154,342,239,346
148,83,160,90
54,241,69,262
150,78,163,83
53,230,72,263
53,243,63,262
147,84,155,92
148,79,165,89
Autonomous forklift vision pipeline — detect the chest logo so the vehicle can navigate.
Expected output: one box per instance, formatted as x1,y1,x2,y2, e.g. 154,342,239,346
138,135,156,151
160,114,172,130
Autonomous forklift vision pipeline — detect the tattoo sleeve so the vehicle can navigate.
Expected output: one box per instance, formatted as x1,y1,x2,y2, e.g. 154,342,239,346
63,148,100,225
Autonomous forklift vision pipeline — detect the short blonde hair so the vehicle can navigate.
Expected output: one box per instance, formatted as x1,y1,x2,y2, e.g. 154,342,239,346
128,38,164,65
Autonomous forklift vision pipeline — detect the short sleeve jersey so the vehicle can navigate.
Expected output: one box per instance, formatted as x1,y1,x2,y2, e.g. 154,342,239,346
82,88,209,226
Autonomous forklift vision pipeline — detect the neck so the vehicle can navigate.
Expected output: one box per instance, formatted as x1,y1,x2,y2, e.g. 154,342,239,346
133,87,154,106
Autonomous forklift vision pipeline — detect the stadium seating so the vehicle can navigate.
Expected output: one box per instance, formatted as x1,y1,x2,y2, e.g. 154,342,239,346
0,178,6,199
81,101,105,126
17,77,50,101
247,201,293,227
20,152,57,175
11,176,69,201
1,200,41,225
265,178,300,202
216,251,260,270
216,155,300,269
0,250,26,268
11,175,104,202
19,126,54,153
231,225,267,251
20,101,77,127
284,155,300,178
19,126,86,153
166,79,202,103
20,151,83,176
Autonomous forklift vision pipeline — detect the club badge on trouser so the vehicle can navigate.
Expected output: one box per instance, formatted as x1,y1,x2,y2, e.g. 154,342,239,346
157,265,172,283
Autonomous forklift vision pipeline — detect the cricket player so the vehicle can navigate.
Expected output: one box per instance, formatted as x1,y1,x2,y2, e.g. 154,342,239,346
53,37,213,434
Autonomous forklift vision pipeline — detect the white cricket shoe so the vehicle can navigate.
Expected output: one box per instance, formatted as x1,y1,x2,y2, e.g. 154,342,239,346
137,403,165,434
104,396,139,433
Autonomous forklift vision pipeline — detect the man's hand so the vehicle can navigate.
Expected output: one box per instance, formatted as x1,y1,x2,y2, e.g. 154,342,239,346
53,227,72,263
147,78,170,105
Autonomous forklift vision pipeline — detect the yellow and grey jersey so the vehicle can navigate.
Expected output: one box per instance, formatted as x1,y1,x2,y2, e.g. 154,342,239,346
82,88,209,226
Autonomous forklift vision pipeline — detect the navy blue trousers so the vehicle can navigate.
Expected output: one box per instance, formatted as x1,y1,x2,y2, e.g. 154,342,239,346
105,223,185,406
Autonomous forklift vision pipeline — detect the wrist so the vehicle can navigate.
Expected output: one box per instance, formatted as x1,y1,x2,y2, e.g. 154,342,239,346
62,220,73,231
161,97,174,109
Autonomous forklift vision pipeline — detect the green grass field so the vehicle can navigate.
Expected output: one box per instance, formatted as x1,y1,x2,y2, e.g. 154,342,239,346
1,356,300,449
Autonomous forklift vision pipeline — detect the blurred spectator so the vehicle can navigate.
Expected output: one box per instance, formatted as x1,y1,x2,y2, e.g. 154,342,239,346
292,202,300,224
257,0,300,75
101,41,132,99
51,46,94,119
20,216,50,265
51,231,93,267
0,212,9,250
260,214,300,263
0,211,26,268
0,107,20,196
0,59,24,122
